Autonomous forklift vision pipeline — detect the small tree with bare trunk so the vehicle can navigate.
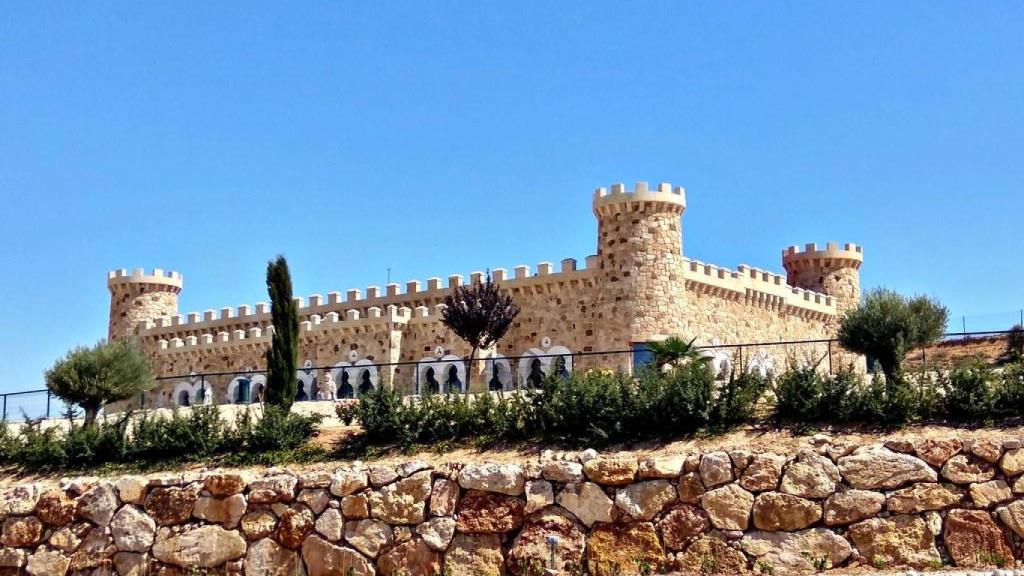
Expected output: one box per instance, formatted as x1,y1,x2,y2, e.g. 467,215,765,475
44,339,154,426
442,274,520,394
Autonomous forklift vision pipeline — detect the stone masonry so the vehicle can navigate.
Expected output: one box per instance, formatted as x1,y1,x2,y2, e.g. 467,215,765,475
6,434,1024,575
106,181,863,409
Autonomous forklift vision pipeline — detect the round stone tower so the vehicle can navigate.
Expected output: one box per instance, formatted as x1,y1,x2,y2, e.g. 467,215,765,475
782,242,864,318
107,268,183,341
592,181,688,350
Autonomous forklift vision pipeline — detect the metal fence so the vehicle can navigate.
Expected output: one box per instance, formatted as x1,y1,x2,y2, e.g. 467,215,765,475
2,329,1020,422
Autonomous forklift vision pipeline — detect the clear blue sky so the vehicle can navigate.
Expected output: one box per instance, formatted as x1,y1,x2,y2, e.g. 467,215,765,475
2,3,1022,393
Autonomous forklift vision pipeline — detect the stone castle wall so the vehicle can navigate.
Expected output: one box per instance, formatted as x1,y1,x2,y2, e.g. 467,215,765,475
108,182,864,408
4,435,1024,575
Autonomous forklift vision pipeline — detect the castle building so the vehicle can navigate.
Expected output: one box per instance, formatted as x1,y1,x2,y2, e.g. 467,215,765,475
107,181,862,408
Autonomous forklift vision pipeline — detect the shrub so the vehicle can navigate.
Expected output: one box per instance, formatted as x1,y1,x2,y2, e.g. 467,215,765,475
441,274,520,393
44,339,154,425
997,361,1024,414
1007,325,1024,361
838,289,948,393
942,360,998,422
774,365,825,422
711,369,770,427
265,256,300,410
236,405,322,453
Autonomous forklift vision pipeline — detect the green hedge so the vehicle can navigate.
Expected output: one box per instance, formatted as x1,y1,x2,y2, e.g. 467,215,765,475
349,358,1024,449
0,405,320,471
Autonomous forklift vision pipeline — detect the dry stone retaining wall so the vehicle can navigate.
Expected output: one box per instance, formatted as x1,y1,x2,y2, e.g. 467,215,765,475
6,435,1024,575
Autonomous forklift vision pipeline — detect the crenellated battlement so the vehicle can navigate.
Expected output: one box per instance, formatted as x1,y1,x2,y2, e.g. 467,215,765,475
592,181,686,216
682,257,836,318
781,242,864,272
107,268,183,292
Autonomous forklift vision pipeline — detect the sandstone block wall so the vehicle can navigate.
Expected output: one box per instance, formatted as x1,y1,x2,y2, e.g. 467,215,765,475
6,435,1024,575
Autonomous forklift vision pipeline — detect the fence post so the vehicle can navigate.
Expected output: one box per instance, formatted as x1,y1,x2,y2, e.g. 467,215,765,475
2,395,6,421
827,341,833,374
46,391,51,419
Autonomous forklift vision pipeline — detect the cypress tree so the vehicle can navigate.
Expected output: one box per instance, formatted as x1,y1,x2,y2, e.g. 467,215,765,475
264,255,299,410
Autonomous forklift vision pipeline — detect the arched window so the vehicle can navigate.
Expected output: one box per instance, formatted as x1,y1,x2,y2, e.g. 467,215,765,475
178,390,190,407
338,372,354,399
358,369,374,395
526,358,545,388
425,367,439,394
235,379,251,404
445,365,463,393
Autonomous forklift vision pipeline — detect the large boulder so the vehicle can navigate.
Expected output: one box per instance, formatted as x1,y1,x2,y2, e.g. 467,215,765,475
36,489,76,526
151,525,247,568
0,483,41,516
674,535,748,575
248,474,298,504
458,463,526,495
144,485,200,526
914,438,962,467
344,519,394,558
429,478,459,517
0,516,44,548
657,503,710,551
738,453,786,492
377,538,441,576
970,479,1013,508
455,490,525,533
244,538,301,576
847,515,940,569
823,489,884,526
677,471,705,503
997,500,1024,538
301,535,375,576
241,510,278,540
445,534,505,576
315,508,344,541
542,461,585,483
586,522,664,576
507,507,586,576
1000,447,1024,476
614,480,677,521
638,455,685,479
555,482,613,527
751,492,821,531
275,506,315,550
330,466,369,497
780,450,840,499
886,483,964,514
26,547,70,576
110,505,156,552
838,448,936,490
699,452,734,488
76,482,119,526
583,457,638,486
741,529,853,573
941,454,996,484
369,471,432,524
204,472,247,496
416,516,456,551
524,480,554,514
700,483,754,531
944,509,1014,568
193,493,246,527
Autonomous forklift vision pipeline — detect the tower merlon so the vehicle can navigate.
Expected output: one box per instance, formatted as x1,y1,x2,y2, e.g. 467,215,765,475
107,268,183,292
592,181,686,216
782,241,864,273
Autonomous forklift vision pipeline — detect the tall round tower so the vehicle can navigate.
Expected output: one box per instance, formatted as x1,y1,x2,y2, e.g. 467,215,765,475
591,181,688,350
782,242,864,319
107,268,183,341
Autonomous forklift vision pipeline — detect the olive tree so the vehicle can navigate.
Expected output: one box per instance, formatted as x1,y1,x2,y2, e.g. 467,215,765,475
838,288,948,393
44,338,154,425
442,274,520,394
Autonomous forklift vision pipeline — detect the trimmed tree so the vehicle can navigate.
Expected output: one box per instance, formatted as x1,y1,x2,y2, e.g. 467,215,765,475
44,338,154,425
264,255,300,410
838,288,948,393
442,274,520,393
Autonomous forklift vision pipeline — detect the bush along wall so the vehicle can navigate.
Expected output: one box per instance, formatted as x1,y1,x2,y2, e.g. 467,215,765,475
4,435,1024,575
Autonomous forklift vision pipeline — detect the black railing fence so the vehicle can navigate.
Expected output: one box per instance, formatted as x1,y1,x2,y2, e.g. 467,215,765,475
2,329,1020,422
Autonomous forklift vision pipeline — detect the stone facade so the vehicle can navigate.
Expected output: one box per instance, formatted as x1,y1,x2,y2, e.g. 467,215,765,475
6,435,1024,574
107,181,863,409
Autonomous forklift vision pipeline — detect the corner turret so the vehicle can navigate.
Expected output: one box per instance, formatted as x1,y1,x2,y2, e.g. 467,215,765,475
782,243,863,317
107,268,183,341
591,182,688,349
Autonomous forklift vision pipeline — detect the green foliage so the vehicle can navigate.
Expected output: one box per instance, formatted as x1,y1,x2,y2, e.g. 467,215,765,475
775,364,920,426
838,289,948,387
265,255,299,410
44,338,154,425
712,370,770,427
1007,324,1024,361
942,359,998,421
775,365,827,422
997,361,1024,414
647,336,701,368
0,405,319,472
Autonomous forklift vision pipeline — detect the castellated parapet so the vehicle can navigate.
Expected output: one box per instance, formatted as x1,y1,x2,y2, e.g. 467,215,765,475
107,181,863,409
